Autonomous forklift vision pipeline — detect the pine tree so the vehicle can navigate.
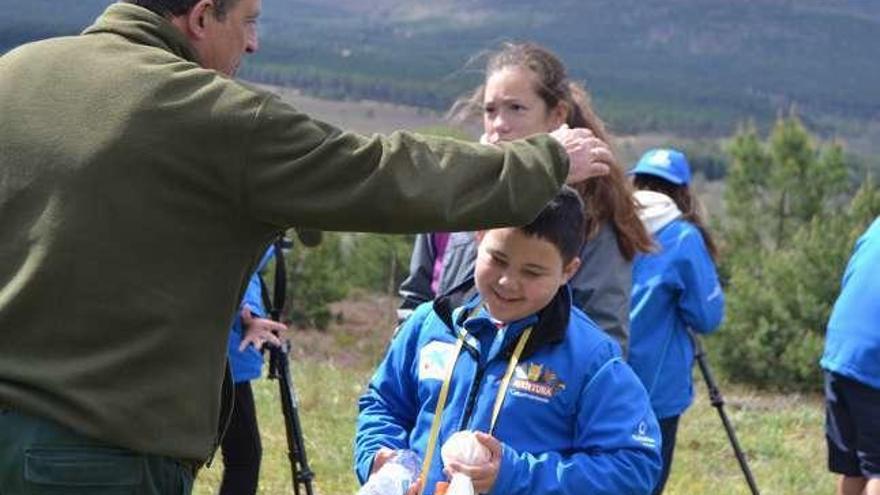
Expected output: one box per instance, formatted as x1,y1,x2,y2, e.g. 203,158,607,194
716,112,876,391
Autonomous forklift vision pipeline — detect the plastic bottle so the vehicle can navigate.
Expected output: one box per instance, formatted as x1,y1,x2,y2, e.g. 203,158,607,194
357,449,422,495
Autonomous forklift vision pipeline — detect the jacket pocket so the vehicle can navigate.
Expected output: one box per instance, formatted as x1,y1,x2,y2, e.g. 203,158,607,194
24,445,143,491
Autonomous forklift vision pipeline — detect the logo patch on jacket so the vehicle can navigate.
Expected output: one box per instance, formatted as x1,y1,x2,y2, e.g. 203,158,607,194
419,341,457,381
631,420,658,449
510,362,566,402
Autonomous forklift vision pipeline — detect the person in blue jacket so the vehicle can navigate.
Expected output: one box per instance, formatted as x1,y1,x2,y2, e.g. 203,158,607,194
356,187,662,495
220,247,286,495
820,217,880,495
628,148,725,495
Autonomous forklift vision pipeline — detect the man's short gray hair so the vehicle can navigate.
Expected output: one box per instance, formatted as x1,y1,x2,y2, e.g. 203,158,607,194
123,0,239,20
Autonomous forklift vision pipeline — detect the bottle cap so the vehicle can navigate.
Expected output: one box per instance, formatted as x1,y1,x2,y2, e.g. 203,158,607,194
434,481,449,495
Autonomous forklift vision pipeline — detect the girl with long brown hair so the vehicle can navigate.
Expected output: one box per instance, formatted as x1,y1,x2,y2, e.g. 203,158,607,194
398,42,652,353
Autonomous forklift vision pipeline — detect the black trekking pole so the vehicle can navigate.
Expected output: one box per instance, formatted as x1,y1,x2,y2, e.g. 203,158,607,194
688,329,760,495
262,236,316,495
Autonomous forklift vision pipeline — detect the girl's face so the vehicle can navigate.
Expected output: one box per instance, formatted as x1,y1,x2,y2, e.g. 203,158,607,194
482,66,566,143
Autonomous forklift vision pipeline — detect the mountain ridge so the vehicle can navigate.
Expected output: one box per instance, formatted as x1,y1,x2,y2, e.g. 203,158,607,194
1,0,877,151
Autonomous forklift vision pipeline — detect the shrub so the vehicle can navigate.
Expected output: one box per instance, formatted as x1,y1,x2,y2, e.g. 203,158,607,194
715,113,879,391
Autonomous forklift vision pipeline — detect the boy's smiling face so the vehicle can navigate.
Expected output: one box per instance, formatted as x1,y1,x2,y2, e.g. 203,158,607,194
474,227,581,323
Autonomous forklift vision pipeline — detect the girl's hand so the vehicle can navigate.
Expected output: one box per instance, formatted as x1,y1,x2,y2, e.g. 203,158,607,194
238,307,285,351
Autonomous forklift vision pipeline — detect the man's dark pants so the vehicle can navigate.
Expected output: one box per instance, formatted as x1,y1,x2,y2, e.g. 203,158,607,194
0,408,194,494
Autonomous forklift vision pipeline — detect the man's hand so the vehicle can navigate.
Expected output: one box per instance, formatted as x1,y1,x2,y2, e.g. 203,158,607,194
238,307,285,351
550,124,613,184
443,431,503,494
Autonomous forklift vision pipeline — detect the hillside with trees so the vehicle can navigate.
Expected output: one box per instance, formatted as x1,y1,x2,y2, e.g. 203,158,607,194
2,0,878,154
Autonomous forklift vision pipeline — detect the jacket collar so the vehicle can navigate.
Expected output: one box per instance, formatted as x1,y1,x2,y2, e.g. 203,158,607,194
433,277,571,360
83,3,200,65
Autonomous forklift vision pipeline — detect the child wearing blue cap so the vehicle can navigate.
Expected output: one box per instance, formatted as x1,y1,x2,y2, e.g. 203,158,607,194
628,148,725,494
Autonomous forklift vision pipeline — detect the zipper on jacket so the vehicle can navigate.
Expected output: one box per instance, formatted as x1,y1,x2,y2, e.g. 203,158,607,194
458,347,487,432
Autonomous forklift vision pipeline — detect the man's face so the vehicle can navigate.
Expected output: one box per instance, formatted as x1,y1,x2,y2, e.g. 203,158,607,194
194,0,261,76
474,228,580,323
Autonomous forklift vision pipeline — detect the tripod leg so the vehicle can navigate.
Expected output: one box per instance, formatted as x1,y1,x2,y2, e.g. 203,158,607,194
272,345,316,495
714,402,761,495
690,331,761,495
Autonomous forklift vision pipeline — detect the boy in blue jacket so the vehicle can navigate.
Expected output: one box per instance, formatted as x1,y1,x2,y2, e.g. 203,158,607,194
355,187,662,495
821,217,880,495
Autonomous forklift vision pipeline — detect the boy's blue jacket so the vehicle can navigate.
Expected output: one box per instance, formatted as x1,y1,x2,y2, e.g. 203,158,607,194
821,217,880,389
629,218,724,419
356,282,661,495
227,247,274,383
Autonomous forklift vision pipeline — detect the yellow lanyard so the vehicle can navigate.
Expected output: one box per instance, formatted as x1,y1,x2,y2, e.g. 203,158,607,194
490,326,532,433
417,324,533,495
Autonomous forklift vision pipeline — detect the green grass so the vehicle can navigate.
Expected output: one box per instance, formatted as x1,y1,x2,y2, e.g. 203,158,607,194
194,354,834,494
194,359,370,495
667,383,834,494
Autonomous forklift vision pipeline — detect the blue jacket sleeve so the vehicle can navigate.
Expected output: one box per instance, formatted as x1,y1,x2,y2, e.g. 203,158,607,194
675,227,724,334
237,246,275,323
354,303,432,484
491,357,662,495
239,271,268,320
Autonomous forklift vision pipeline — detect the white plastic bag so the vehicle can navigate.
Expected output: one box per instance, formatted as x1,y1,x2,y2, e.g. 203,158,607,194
440,431,491,495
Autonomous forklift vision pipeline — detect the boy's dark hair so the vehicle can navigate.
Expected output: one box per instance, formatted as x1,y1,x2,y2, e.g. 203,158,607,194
521,186,585,263
123,0,238,20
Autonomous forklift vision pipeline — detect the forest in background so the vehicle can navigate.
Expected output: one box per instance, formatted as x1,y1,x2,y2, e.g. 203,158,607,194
2,0,879,157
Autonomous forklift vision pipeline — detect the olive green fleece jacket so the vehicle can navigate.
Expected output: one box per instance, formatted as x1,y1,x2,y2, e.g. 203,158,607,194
0,4,569,462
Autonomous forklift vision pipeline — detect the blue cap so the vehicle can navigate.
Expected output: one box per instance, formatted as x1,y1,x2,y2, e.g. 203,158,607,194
629,148,691,185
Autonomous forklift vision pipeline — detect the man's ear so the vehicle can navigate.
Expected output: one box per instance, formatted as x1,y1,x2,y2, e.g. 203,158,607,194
474,230,486,243
562,256,581,283
183,0,215,40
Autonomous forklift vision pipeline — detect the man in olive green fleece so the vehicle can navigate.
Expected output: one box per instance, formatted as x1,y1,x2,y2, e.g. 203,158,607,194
0,0,613,492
